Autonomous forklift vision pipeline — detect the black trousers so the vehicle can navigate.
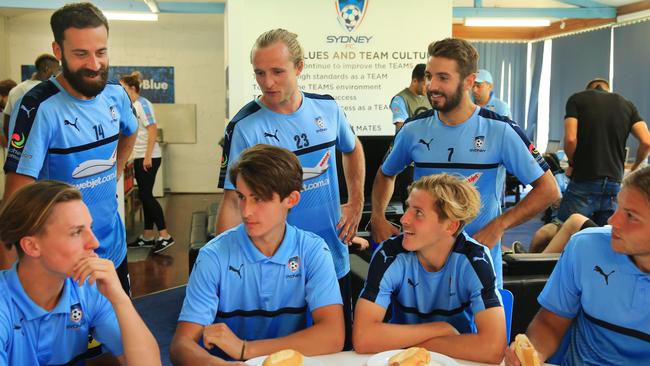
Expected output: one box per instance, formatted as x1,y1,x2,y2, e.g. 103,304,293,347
134,157,166,231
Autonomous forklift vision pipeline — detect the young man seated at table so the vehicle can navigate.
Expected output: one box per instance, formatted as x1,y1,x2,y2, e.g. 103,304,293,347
504,166,650,366
170,144,344,365
353,173,505,364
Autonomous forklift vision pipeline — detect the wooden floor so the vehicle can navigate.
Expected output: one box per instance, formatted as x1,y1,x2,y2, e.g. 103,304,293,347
126,192,221,298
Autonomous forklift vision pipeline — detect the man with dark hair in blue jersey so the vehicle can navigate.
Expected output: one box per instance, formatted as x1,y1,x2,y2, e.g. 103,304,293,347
217,28,365,350
172,145,343,365
1,2,137,295
354,173,505,364
505,166,650,366
370,38,560,287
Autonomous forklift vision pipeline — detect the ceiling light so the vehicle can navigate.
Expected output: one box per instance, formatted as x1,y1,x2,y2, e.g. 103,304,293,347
103,11,158,21
464,18,551,27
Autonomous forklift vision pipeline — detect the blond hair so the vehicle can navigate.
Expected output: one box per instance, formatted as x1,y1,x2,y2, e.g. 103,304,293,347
250,28,304,66
409,173,481,236
120,71,142,93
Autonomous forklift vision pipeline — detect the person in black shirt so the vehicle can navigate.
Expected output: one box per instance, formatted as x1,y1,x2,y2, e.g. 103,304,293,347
558,78,650,225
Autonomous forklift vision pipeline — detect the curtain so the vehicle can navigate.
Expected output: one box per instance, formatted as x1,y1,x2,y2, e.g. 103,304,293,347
472,42,527,125
549,29,611,143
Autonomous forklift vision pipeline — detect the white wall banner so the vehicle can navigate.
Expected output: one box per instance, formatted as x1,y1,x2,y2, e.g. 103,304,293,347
226,0,451,136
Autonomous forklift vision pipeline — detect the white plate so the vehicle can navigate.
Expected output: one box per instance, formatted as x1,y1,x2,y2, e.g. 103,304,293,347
246,355,325,366
366,349,459,366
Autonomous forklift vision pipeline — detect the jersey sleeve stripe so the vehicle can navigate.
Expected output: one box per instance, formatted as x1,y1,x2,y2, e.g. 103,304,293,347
478,108,550,172
453,235,502,309
360,236,406,303
4,81,60,174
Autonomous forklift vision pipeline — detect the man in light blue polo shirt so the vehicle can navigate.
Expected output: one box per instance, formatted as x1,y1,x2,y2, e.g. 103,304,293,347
355,174,505,364
472,69,511,118
171,145,344,365
504,166,650,366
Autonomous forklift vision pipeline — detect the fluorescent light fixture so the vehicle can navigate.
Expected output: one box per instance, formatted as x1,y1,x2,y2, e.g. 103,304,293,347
465,18,551,27
103,11,158,21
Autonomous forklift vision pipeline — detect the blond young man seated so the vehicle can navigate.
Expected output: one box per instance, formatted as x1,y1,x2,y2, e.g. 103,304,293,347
354,173,505,364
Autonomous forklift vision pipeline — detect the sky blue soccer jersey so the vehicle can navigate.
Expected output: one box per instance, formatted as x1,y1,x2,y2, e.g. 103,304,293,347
218,93,357,278
538,227,650,365
484,94,511,118
0,265,123,365
179,223,342,358
4,78,137,266
390,96,409,123
360,232,501,333
381,107,549,286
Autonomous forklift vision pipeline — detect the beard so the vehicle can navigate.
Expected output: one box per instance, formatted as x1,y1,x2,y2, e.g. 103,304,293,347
428,81,464,113
61,55,108,98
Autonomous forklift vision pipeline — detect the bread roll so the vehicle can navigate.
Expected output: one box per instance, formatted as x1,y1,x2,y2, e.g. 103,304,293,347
262,349,304,366
388,347,430,366
514,334,541,366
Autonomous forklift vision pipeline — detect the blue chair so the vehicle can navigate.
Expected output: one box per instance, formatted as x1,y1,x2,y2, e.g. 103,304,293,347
499,288,514,343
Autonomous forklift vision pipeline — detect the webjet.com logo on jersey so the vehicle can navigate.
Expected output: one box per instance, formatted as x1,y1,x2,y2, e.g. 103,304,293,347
74,172,116,190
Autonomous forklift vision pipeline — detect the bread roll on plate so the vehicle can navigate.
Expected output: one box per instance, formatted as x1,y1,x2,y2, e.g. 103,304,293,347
262,349,304,366
388,347,431,366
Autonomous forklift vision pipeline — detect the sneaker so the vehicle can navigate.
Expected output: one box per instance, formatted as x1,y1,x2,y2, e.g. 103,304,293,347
512,241,527,254
128,236,154,248
152,236,175,254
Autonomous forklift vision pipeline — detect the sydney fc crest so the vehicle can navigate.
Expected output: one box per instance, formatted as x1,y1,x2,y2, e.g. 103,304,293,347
471,136,486,152
335,0,368,32
288,256,300,273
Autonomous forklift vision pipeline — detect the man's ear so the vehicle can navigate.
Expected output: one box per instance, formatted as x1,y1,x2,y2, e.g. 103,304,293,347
19,236,41,258
446,219,460,236
295,60,305,76
52,41,63,61
285,190,301,208
464,72,477,91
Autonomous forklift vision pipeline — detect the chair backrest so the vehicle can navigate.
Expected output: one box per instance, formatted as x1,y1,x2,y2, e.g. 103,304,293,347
499,288,514,343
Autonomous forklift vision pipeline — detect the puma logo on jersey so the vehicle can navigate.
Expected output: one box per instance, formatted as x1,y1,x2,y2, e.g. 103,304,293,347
20,105,36,118
407,278,419,288
378,249,394,264
418,138,433,151
594,265,615,285
264,129,280,142
228,264,244,279
64,118,80,131
472,252,489,265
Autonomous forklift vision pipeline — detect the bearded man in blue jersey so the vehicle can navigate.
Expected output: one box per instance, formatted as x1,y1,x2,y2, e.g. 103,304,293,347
1,3,137,294
504,166,650,366
371,38,559,286
217,29,365,350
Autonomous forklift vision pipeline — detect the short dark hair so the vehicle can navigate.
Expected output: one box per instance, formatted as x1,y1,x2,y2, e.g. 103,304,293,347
585,78,609,90
427,38,478,79
229,144,302,201
0,79,17,96
412,64,426,81
623,166,650,204
50,2,109,47
0,181,82,258
34,54,59,74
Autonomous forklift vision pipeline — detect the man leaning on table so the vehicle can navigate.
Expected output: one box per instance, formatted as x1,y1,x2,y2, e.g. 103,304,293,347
353,173,506,364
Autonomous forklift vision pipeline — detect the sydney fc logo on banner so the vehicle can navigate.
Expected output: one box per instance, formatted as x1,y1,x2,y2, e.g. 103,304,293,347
335,0,368,32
